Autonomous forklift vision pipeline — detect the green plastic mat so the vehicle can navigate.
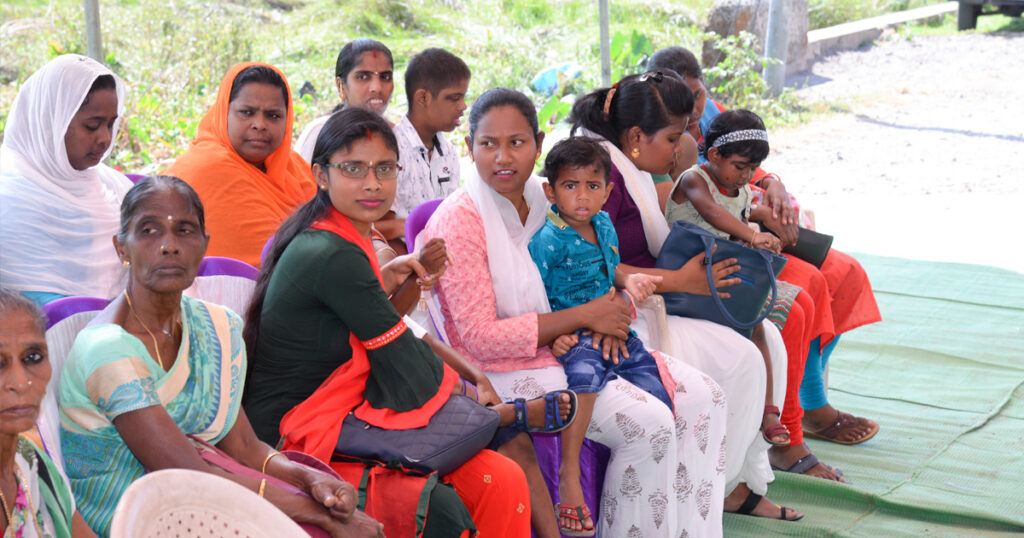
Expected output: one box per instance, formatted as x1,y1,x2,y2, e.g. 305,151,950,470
724,254,1024,537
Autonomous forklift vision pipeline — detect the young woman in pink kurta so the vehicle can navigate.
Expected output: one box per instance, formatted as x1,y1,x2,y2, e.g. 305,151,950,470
424,88,728,537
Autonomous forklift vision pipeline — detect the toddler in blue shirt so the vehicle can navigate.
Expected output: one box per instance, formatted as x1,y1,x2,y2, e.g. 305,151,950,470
527,137,669,536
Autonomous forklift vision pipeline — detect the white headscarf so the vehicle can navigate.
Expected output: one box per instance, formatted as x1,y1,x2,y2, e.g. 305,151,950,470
0,54,131,298
576,128,670,257
463,165,552,319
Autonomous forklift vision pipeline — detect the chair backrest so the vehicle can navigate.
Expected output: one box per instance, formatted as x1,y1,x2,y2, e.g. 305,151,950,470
184,256,259,317
404,198,444,251
40,296,109,473
109,469,306,537
124,173,146,184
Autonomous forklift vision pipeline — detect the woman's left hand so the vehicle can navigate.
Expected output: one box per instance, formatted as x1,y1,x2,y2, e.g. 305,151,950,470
418,237,452,277
306,474,358,522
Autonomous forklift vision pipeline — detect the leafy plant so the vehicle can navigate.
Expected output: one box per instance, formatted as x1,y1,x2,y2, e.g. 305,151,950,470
702,31,803,127
609,30,654,81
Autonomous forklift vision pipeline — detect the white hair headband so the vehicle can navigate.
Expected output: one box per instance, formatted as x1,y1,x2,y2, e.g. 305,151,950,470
711,129,768,148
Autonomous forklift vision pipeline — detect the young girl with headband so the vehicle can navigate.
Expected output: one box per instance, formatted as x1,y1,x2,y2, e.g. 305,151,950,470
665,109,797,454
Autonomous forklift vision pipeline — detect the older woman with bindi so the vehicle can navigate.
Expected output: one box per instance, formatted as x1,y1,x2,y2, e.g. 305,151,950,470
57,176,382,537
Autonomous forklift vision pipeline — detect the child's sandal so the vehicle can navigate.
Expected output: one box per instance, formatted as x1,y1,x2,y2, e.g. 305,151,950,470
762,405,790,447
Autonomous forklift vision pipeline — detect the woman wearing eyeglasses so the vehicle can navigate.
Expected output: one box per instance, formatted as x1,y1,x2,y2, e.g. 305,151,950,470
294,39,395,163
242,108,568,537
166,62,317,268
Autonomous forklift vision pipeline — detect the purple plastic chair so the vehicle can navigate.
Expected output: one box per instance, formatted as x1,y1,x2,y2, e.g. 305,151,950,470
43,296,109,329
197,256,259,280
260,235,276,268
404,198,444,250
404,200,612,536
125,173,146,184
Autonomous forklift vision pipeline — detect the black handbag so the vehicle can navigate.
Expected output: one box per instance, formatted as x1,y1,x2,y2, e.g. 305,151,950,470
334,394,499,476
759,224,834,269
655,221,788,337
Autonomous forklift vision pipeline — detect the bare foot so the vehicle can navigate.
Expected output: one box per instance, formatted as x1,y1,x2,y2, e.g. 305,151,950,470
803,405,879,444
556,469,595,534
724,483,804,520
769,443,845,482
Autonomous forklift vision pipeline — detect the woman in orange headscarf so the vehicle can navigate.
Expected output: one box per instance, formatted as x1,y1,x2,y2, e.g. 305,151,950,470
166,62,316,268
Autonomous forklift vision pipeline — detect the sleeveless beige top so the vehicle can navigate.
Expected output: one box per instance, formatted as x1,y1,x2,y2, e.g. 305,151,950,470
664,164,751,240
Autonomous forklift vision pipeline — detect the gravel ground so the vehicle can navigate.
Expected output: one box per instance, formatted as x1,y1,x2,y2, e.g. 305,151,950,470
766,31,1024,273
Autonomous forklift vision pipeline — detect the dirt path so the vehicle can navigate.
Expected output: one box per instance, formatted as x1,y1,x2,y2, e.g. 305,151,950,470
768,31,1024,273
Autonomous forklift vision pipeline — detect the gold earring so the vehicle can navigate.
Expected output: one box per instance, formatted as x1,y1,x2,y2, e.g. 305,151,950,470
631,147,640,159
122,260,131,268
320,184,328,191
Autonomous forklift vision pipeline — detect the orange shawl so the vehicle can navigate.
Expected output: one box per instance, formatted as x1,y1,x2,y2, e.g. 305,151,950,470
166,62,316,267
279,207,458,464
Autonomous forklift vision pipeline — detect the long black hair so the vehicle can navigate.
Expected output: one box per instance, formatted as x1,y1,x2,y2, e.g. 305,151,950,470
703,109,769,162
568,71,693,148
466,87,540,146
243,107,398,356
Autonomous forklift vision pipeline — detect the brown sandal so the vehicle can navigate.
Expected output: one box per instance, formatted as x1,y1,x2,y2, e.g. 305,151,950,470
804,410,879,445
761,405,790,446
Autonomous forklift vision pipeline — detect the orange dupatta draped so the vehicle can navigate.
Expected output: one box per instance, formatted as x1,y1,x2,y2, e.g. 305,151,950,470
277,207,458,464
165,62,316,268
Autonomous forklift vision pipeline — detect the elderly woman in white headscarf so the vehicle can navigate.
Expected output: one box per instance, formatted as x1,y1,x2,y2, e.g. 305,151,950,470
0,54,132,305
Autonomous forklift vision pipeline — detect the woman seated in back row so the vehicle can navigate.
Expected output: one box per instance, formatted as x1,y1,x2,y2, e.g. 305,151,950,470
167,62,316,268
58,176,383,537
0,54,132,305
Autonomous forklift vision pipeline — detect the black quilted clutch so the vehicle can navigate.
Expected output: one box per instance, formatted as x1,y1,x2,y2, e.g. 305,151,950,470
334,394,500,476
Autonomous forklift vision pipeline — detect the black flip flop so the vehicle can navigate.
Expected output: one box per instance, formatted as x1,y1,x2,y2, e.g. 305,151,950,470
730,491,804,521
771,452,845,481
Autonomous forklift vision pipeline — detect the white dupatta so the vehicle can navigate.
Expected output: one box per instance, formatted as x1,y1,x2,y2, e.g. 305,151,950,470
0,54,131,298
577,128,670,258
463,166,552,319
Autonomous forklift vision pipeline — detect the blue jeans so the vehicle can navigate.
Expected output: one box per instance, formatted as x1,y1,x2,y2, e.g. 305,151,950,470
557,329,673,411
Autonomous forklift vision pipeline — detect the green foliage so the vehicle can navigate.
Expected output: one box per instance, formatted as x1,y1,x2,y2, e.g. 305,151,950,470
702,31,803,127
0,0,816,169
609,30,654,81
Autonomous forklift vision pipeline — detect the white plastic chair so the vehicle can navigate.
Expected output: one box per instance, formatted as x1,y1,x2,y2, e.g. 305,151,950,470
109,469,305,537
184,256,259,317
40,296,108,475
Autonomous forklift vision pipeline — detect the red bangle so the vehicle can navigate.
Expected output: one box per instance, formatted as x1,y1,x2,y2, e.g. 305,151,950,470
362,319,408,350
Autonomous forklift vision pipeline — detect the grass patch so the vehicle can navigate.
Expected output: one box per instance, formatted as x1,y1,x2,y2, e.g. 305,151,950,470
5,0,977,172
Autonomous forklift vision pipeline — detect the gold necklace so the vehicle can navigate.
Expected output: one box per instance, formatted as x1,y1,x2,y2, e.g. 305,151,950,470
0,481,10,527
124,290,177,370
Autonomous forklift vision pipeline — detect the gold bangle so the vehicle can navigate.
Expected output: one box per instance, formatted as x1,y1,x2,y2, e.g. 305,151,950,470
261,451,284,474
258,478,267,498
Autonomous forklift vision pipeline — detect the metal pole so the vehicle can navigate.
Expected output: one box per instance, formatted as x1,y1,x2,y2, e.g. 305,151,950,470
599,0,611,87
763,0,788,96
83,0,103,62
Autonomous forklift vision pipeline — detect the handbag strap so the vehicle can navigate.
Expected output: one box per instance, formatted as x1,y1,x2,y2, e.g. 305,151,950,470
703,239,780,329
